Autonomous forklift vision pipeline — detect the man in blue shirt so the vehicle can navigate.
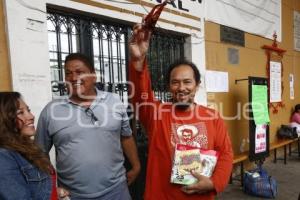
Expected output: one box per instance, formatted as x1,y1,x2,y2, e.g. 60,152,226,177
36,53,140,200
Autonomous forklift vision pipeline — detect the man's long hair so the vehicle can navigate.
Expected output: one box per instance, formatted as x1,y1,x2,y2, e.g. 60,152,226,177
0,92,51,173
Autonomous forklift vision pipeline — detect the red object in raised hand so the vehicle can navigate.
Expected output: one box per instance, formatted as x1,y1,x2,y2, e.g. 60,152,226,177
143,0,173,30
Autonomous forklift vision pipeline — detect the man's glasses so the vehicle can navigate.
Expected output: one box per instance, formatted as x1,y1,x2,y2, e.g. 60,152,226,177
85,107,99,126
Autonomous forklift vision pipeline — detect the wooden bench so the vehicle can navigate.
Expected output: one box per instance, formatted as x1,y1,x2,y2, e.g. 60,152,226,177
270,138,297,164
230,137,300,186
230,151,248,186
288,137,300,157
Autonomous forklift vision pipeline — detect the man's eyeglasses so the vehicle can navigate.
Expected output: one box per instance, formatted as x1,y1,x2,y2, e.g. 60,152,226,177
85,107,99,126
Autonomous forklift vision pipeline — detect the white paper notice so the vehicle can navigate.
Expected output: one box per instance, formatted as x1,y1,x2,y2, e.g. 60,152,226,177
294,11,300,51
270,61,281,103
205,70,229,92
255,124,267,154
289,74,295,100
15,73,51,112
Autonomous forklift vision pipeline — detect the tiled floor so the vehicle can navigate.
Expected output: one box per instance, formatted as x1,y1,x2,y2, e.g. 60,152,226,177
217,154,300,200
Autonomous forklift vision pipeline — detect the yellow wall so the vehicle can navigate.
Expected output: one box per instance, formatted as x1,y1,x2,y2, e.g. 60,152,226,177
0,0,11,91
0,0,299,151
205,0,300,155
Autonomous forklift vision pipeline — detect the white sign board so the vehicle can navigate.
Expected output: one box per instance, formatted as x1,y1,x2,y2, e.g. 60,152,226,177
269,61,281,103
255,124,267,154
205,0,282,41
205,70,229,92
289,74,295,100
294,11,300,51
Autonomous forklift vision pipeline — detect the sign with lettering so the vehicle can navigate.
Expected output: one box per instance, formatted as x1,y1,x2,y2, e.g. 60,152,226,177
221,25,245,46
90,0,204,31
147,0,203,15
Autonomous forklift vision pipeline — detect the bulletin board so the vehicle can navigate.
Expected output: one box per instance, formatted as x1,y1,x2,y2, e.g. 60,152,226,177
262,33,286,113
248,76,270,162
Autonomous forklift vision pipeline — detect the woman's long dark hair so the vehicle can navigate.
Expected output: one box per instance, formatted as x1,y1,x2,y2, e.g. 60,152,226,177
292,104,300,115
0,92,51,173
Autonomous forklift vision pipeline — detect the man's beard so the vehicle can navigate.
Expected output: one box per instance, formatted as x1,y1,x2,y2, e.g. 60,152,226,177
174,102,192,110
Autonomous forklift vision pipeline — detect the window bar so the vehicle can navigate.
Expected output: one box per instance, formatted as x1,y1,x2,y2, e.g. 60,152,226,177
172,40,176,62
98,25,105,84
158,36,163,101
124,27,131,105
148,36,154,97
77,19,82,53
107,28,114,92
67,17,73,54
116,33,123,100
156,36,160,100
163,40,169,101
180,38,184,60
55,15,64,96
161,37,166,101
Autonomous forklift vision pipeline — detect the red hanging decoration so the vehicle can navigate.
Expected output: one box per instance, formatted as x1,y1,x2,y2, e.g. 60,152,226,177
143,0,174,31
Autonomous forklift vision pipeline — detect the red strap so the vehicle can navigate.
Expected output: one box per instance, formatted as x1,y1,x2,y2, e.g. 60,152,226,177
50,169,58,200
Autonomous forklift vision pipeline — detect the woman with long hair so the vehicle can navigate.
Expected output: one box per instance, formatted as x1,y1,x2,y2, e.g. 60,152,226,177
290,104,300,135
291,104,300,123
0,92,58,199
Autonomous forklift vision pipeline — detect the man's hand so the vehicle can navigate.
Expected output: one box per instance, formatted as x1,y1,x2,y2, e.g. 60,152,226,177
121,135,141,185
126,165,141,185
129,22,152,71
181,171,215,195
57,187,70,200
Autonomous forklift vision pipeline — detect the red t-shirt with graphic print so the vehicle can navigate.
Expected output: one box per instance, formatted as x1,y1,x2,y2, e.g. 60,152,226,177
130,61,233,200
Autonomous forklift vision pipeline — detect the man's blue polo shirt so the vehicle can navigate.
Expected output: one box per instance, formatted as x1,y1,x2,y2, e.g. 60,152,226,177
35,89,132,198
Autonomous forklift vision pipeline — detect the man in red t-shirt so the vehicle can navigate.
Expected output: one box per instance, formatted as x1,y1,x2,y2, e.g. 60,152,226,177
129,23,233,200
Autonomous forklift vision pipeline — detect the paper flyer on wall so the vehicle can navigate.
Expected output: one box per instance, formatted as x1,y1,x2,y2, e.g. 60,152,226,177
269,61,282,103
251,85,270,125
255,124,267,154
289,74,294,100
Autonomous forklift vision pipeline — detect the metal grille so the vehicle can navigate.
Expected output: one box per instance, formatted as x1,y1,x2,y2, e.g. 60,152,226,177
47,11,130,104
47,10,185,104
148,33,185,102
47,9,185,200
47,13,81,96
91,23,128,103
